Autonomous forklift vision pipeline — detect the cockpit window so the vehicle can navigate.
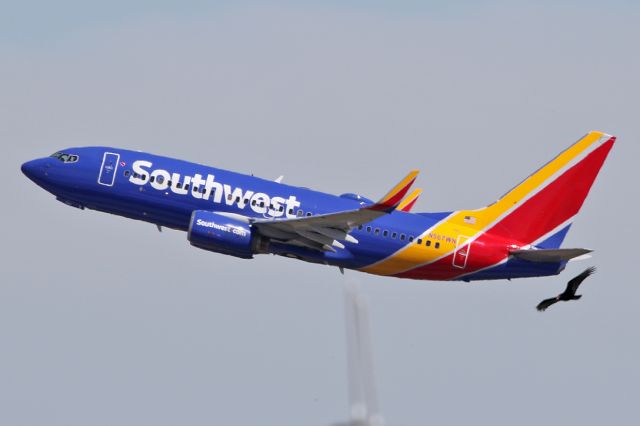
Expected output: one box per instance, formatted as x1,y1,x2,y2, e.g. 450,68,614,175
50,152,79,163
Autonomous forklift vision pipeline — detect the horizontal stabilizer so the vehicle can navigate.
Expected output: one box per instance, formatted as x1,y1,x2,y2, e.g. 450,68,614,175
510,248,592,263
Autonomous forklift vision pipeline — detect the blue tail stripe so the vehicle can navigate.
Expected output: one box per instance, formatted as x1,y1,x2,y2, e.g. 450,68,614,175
537,224,572,249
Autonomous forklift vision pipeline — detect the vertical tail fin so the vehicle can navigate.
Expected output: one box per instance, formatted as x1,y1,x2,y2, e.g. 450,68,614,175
458,131,615,246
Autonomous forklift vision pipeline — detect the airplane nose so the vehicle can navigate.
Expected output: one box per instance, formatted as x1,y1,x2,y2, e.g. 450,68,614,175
21,158,47,182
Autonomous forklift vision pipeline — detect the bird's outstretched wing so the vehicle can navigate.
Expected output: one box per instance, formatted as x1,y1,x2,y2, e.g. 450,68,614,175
566,266,596,294
536,297,559,312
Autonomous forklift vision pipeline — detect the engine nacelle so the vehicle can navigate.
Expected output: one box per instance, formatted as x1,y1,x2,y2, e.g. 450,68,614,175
188,210,256,259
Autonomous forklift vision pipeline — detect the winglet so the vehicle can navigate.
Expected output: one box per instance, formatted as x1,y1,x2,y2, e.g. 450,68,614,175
367,170,419,212
396,188,422,212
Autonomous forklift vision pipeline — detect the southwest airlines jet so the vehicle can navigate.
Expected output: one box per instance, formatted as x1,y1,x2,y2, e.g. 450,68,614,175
21,131,615,281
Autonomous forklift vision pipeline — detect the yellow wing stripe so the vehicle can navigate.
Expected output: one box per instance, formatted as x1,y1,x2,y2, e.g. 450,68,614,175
360,131,606,275
396,188,422,212
377,170,420,206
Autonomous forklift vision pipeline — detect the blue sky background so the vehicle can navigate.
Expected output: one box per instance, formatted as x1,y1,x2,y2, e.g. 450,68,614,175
1,2,639,425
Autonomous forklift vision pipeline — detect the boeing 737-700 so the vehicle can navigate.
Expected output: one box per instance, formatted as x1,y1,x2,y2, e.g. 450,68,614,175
21,131,615,281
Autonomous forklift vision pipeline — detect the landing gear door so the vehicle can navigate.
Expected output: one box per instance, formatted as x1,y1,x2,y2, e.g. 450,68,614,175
98,152,120,187
453,235,472,269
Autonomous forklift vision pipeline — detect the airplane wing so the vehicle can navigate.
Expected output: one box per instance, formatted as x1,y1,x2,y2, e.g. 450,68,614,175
396,188,422,212
252,170,419,252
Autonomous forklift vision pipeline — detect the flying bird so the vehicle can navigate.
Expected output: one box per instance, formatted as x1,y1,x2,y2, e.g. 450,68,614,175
536,266,596,312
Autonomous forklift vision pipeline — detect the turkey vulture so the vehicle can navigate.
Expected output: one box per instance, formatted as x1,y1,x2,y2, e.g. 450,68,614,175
536,267,596,312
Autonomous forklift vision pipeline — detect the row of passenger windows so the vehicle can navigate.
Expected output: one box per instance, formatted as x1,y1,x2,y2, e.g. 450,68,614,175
357,225,441,249
125,170,314,217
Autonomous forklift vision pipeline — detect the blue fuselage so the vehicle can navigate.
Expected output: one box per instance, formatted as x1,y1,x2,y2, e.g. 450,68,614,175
22,146,569,281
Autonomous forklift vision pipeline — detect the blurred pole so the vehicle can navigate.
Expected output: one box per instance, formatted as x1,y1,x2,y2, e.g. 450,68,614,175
343,272,384,426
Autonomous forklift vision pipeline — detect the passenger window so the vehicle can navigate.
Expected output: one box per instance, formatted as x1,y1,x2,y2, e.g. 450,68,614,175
374,228,380,235
124,170,130,177
417,238,423,245
306,212,312,217
383,230,388,237
297,210,303,217
358,225,363,230
400,234,406,241
367,226,372,233
185,184,189,190
150,176,155,183
392,232,397,239
435,242,440,249
288,209,294,214
426,240,431,247
157,176,164,184
409,236,414,242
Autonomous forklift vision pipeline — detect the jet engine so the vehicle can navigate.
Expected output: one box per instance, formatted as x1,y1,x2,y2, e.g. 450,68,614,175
188,210,261,259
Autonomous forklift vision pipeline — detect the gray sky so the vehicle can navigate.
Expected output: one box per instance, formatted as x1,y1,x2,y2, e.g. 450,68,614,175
2,2,639,425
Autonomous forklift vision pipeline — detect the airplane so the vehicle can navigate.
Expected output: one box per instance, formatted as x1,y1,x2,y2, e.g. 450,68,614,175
21,131,615,282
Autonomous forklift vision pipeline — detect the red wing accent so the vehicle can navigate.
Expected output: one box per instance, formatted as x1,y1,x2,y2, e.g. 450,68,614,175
400,197,419,212
368,170,419,212
397,188,422,212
